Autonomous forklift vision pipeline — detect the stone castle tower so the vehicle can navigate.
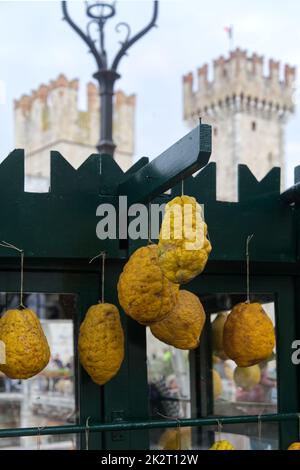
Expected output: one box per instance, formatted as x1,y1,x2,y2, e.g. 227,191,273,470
183,48,296,201
14,74,135,191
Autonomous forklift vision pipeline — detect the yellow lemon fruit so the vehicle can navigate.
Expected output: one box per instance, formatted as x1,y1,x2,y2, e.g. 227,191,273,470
78,303,124,385
234,364,261,390
211,312,228,360
159,427,191,450
212,369,223,399
150,290,206,349
288,442,300,450
223,302,275,367
117,244,179,325
158,195,212,284
210,440,235,450
0,308,50,379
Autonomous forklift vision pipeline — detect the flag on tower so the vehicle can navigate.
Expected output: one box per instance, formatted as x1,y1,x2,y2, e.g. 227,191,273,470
224,25,233,39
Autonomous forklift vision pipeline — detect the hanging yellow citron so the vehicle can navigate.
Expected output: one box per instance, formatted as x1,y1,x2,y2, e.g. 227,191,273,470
159,427,191,450
158,195,212,284
288,442,300,450
78,303,124,385
210,440,235,450
211,312,228,360
212,369,223,399
150,290,206,349
117,245,179,325
234,364,261,390
223,303,275,367
0,309,50,379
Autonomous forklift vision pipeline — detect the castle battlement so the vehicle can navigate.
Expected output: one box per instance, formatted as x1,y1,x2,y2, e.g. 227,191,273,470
183,48,296,121
14,74,135,159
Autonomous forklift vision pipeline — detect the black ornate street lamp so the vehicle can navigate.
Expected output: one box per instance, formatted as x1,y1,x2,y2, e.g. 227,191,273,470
61,1,159,156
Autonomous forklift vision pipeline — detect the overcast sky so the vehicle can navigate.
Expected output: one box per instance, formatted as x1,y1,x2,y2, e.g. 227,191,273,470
0,0,299,187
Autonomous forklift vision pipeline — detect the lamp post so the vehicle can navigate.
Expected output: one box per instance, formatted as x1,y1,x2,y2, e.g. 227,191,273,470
61,1,159,156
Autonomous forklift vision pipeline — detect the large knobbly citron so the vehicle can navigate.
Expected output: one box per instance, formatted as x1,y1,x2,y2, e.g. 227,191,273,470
150,290,206,349
117,244,179,325
234,364,261,390
223,302,275,367
210,440,235,450
158,196,212,284
78,303,124,385
0,308,50,379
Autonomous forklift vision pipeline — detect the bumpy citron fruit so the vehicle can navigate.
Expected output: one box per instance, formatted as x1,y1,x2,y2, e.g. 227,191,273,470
150,290,205,349
288,442,300,450
211,312,228,360
117,244,179,325
78,303,124,385
210,440,235,450
234,364,261,390
223,302,275,367
212,369,223,399
159,427,191,450
0,308,50,379
158,195,212,284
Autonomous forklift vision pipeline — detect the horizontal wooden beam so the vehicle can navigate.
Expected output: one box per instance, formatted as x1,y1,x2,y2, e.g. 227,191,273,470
118,123,211,205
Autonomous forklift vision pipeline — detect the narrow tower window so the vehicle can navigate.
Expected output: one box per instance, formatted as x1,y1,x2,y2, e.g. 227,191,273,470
251,121,256,131
214,127,218,137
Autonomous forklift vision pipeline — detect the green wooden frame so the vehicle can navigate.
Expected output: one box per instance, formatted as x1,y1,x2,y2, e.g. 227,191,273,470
0,123,299,449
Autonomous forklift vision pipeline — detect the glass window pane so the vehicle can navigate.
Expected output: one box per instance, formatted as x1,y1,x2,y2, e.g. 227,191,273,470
147,329,191,449
0,293,77,449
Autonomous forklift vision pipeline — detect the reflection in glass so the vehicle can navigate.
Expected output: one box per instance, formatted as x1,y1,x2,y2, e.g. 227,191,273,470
0,293,77,449
147,329,191,449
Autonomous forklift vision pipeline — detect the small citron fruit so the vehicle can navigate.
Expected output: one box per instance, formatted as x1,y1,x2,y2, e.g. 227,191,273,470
150,290,206,349
0,308,50,379
234,365,261,390
159,427,191,450
78,303,124,385
212,369,223,399
210,440,235,450
117,245,179,325
223,302,275,367
288,442,300,450
158,195,212,284
211,312,228,360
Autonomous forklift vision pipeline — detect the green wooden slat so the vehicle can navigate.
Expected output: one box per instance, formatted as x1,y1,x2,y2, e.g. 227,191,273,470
0,149,24,193
238,165,280,201
118,124,212,205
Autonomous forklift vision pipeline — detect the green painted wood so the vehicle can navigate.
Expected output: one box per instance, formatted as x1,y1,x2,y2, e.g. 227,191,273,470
118,124,212,205
0,149,24,194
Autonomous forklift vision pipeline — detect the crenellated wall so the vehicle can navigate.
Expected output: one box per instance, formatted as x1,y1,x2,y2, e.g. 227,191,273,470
183,49,296,201
14,74,135,190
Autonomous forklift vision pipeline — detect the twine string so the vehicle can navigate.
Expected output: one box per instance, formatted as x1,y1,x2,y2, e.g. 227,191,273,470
181,179,184,196
298,414,300,440
216,419,222,441
156,410,181,450
85,416,91,451
246,234,254,303
36,425,45,450
258,413,262,441
0,241,25,308
148,202,152,245
89,252,106,303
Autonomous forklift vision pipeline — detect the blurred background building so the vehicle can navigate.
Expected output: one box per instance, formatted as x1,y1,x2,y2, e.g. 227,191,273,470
14,74,135,191
183,48,296,201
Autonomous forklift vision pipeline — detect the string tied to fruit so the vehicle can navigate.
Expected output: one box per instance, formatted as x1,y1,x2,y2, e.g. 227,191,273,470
216,418,223,441
257,412,262,442
89,251,106,303
246,234,254,303
0,240,25,309
85,416,91,451
156,410,182,450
